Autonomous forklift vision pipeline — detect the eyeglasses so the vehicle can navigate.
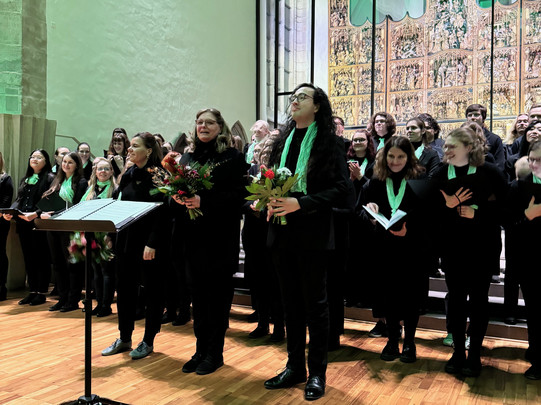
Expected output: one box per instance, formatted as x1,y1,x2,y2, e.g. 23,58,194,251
352,138,367,143
195,119,217,127
528,157,541,164
289,93,313,103
374,119,387,124
96,167,112,172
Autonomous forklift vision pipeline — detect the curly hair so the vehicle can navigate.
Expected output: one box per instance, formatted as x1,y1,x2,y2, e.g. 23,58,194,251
369,112,396,138
347,129,376,161
445,127,486,167
373,136,424,180
191,108,232,154
417,113,441,140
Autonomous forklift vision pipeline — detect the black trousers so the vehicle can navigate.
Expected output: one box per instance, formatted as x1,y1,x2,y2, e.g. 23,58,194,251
273,249,329,378
17,220,51,293
116,250,165,340
186,253,234,363
328,249,346,339
47,231,82,303
444,260,491,356
0,220,10,286
93,258,116,309
517,267,541,367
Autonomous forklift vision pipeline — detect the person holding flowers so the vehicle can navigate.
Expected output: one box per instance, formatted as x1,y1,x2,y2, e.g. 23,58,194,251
101,132,169,360
171,108,248,376
82,157,117,317
263,83,351,401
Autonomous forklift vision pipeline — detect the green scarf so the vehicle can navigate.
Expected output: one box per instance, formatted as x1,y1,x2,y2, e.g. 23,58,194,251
386,177,407,216
25,173,39,185
377,137,385,151
414,144,425,159
82,180,111,201
279,121,318,194
447,164,476,180
59,176,74,203
245,140,260,164
533,175,541,184
359,158,368,177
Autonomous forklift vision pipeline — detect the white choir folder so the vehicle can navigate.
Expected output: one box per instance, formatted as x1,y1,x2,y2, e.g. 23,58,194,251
363,205,407,230
35,198,162,233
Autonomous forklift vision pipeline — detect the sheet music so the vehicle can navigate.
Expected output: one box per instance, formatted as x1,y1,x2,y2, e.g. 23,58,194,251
82,200,157,226
54,199,113,220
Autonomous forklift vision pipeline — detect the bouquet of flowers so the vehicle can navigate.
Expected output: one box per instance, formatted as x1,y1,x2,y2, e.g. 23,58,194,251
245,165,299,225
149,151,214,220
67,232,114,264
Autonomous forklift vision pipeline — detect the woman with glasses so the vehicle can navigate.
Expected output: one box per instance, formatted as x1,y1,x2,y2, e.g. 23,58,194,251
0,152,14,301
42,152,89,312
347,129,376,196
504,140,541,380
263,84,351,401
101,132,168,360
368,112,396,151
171,108,248,375
82,157,117,317
3,150,54,306
77,142,93,180
105,128,130,178
433,127,507,377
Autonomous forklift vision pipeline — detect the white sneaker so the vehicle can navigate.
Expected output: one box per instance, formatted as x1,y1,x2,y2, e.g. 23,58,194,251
102,338,132,356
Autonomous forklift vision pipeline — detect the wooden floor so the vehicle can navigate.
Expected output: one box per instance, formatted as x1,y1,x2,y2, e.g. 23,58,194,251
0,291,539,405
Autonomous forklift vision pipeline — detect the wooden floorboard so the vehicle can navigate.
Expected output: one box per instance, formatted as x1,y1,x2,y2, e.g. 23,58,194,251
0,290,539,405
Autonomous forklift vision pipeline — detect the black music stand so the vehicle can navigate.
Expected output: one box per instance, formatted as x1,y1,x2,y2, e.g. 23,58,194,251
35,199,162,405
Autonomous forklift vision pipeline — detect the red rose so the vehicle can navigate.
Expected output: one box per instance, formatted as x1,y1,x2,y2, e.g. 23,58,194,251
162,151,180,174
178,190,186,195
264,170,275,180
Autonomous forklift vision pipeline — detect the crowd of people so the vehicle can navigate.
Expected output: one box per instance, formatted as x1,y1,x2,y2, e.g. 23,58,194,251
1,86,540,401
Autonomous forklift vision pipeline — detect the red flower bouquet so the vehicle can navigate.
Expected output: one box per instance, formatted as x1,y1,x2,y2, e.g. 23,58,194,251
245,165,299,225
149,151,214,220
68,232,114,264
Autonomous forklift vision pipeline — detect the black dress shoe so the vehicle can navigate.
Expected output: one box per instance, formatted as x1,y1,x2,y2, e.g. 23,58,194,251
60,304,80,313
97,307,113,317
49,301,66,311
182,353,204,373
91,306,101,316
304,376,325,401
380,341,400,361
196,358,224,375
264,368,307,390
270,329,285,343
172,312,191,326
504,316,517,325
525,365,541,380
18,293,37,305
400,343,417,363
247,310,259,322
249,326,269,339
161,311,176,324
29,294,46,306
445,353,466,374
461,357,482,377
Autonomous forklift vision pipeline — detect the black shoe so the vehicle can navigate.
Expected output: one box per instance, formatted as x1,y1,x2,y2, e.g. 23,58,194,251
247,310,259,322
182,353,204,373
270,328,285,343
304,376,325,401
91,306,101,316
18,293,37,305
400,343,417,363
49,301,66,311
97,307,112,317
264,368,307,390
60,304,80,313
172,312,191,326
161,311,176,324
29,294,46,306
49,286,58,296
249,326,269,339
461,357,482,377
195,357,224,375
525,365,541,380
328,336,340,352
504,316,517,325
380,341,400,361
368,320,387,338
445,353,466,374
0,285,7,301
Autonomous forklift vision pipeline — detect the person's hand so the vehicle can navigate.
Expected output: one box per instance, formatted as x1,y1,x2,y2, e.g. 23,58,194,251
525,196,541,220
40,211,53,219
389,222,407,237
19,212,38,222
266,197,300,221
365,202,379,225
113,155,124,170
440,187,472,208
172,194,184,205
457,205,475,219
2,213,11,221
250,200,259,211
143,246,155,261
349,162,361,180
184,195,200,209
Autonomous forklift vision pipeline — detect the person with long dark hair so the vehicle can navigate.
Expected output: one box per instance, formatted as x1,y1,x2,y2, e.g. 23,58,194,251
0,152,14,301
4,150,54,305
433,127,507,377
406,117,441,178
101,132,168,360
172,108,248,375
77,142,93,180
418,113,444,160
105,128,130,178
346,129,376,196
42,151,89,312
263,83,351,401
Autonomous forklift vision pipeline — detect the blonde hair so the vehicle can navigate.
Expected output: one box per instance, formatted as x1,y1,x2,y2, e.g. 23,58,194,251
85,157,116,200
446,127,485,167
